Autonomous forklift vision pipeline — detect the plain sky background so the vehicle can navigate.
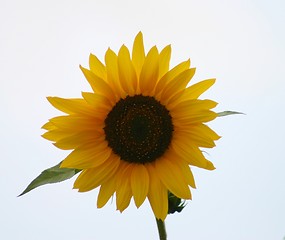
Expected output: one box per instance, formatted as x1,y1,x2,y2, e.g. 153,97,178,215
1,0,284,239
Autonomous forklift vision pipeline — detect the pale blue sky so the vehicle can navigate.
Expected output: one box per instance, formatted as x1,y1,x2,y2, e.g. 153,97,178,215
1,0,284,239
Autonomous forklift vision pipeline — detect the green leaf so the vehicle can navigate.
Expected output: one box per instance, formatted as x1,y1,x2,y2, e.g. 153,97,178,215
217,111,244,117
18,162,81,196
167,192,186,214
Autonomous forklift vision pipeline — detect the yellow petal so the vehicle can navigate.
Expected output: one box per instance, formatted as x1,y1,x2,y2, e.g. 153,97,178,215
132,32,145,77
97,176,117,208
47,97,96,116
159,68,196,105
182,79,216,100
80,65,115,100
170,99,218,113
131,164,149,208
163,150,196,188
118,45,137,96
139,46,159,95
42,121,56,130
178,124,221,141
89,53,107,81
158,45,171,80
167,99,218,113
81,92,112,112
49,115,104,131
42,129,71,142
61,141,111,169
146,164,168,220
174,129,216,148
154,59,190,95
74,154,120,192
53,130,102,150
155,156,191,199
173,110,217,125
105,48,126,99
171,142,215,170
176,161,196,189
116,163,133,212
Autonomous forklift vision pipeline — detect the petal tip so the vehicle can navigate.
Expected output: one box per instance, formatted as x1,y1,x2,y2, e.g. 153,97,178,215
136,31,143,37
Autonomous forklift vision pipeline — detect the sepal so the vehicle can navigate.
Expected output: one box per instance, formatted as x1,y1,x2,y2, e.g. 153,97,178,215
168,192,186,214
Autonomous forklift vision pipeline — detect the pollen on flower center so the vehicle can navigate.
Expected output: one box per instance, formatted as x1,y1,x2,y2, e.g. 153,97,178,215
104,95,173,164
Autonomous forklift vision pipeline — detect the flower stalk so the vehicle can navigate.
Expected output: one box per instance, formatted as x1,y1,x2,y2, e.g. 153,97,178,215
156,218,167,240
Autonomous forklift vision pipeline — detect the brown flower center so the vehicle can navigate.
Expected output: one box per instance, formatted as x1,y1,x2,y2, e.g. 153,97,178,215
104,95,173,164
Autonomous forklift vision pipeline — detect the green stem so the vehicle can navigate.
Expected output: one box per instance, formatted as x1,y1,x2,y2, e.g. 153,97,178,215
155,218,167,240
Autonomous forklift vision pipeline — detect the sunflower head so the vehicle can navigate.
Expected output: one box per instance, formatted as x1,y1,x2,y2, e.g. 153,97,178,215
42,32,220,220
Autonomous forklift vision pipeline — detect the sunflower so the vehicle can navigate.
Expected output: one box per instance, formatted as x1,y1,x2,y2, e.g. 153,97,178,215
42,32,220,220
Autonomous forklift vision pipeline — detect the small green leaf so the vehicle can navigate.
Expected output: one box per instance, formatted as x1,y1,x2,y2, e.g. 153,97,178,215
19,162,81,196
168,192,186,214
217,111,244,117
